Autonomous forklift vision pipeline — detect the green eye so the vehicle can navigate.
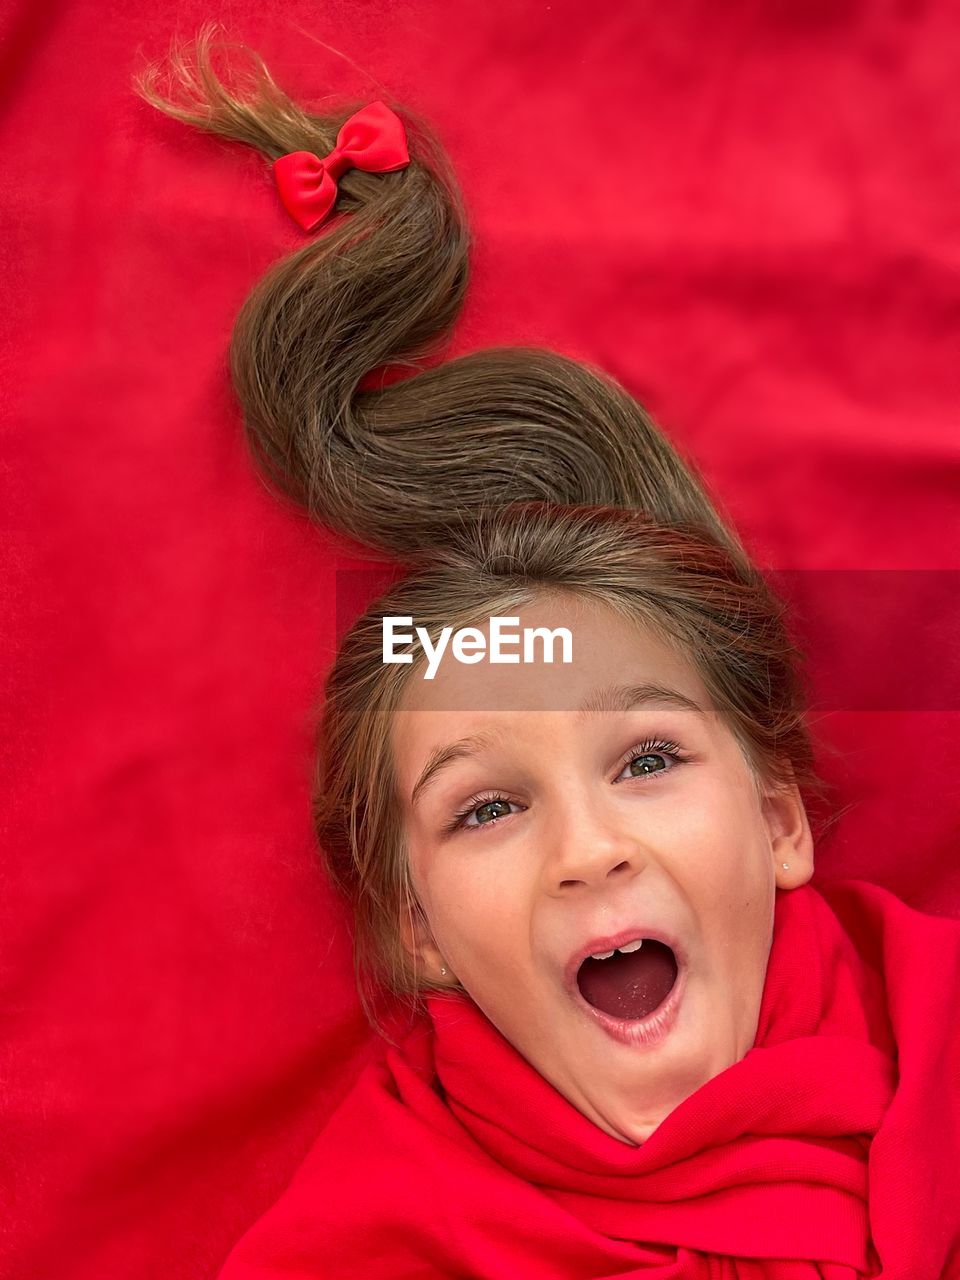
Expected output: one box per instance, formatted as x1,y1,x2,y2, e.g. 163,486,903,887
628,752,668,776
474,798,511,825
615,738,686,783
449,792,519,835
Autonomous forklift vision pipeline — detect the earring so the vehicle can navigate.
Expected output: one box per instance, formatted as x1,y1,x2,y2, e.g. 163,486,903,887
781,863,790,870
440,966,447,977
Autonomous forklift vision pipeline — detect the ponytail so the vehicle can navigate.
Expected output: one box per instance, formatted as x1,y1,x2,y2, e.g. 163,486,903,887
133,23,751,567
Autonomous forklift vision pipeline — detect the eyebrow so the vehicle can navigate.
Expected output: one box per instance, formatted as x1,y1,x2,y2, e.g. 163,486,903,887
409,682,708,810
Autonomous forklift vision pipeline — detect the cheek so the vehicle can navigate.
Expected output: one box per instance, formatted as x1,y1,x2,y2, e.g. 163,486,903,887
686,822,774,977
429,856,528,972
675,775,766,858
671,789,773,912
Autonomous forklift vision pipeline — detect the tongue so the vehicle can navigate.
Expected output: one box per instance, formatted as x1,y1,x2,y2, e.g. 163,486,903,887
577,940,678,1020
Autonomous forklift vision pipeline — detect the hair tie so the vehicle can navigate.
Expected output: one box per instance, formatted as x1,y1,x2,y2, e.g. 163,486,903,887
271,100,410,233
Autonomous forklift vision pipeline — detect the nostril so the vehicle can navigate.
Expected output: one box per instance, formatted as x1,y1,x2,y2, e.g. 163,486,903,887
560,859,632,889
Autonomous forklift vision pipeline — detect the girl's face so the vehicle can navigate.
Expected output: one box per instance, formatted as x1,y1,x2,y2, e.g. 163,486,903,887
391,593,813,1145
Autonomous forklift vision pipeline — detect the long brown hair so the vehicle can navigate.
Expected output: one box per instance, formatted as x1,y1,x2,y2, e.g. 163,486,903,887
133,24,841,1037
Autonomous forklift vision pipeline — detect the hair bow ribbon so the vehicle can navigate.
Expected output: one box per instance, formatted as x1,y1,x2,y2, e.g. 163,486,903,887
272,100,410,233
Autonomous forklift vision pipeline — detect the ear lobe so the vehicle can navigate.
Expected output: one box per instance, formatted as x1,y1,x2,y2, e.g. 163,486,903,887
400,899,430,961
761,777,815,888
400,899,448,977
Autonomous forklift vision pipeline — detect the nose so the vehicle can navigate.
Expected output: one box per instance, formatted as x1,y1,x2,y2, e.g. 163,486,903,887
543,778,646,892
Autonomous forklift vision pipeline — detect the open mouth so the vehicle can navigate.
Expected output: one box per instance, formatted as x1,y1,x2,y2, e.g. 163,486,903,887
576,939,679,1022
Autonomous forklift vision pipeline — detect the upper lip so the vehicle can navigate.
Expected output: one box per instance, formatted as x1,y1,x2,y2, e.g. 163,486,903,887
562,924,688,999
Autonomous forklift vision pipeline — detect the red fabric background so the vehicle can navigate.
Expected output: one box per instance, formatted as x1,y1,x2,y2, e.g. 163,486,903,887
2,3,958,1278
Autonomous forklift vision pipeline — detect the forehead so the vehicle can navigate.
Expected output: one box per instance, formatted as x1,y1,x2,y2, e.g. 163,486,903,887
391,595,714,775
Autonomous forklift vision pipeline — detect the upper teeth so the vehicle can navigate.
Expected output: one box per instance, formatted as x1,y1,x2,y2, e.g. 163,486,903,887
589,938,644,960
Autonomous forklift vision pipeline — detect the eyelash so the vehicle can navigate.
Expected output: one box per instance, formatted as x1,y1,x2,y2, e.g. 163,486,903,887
444,737,688,836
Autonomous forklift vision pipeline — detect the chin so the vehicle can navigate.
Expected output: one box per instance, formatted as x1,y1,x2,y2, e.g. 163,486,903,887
616,1116,663,1146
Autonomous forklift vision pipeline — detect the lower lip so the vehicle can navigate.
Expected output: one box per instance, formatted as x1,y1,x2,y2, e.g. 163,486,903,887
570,962,687,1048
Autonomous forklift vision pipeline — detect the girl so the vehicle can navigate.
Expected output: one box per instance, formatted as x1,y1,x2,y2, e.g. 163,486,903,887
134,26,960,1278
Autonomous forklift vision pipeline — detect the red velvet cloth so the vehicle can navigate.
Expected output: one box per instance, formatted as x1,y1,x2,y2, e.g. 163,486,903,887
4,3,960,1278
216,879,960,1278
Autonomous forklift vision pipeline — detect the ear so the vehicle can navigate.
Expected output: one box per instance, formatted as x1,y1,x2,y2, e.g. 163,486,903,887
760,769,814,889
400,899,453,984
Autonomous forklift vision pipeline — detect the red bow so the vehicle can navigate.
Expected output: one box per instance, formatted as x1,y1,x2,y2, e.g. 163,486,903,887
271,100,410,233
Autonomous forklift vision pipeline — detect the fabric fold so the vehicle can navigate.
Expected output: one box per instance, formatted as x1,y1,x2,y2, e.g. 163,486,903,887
218,879,960,1279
